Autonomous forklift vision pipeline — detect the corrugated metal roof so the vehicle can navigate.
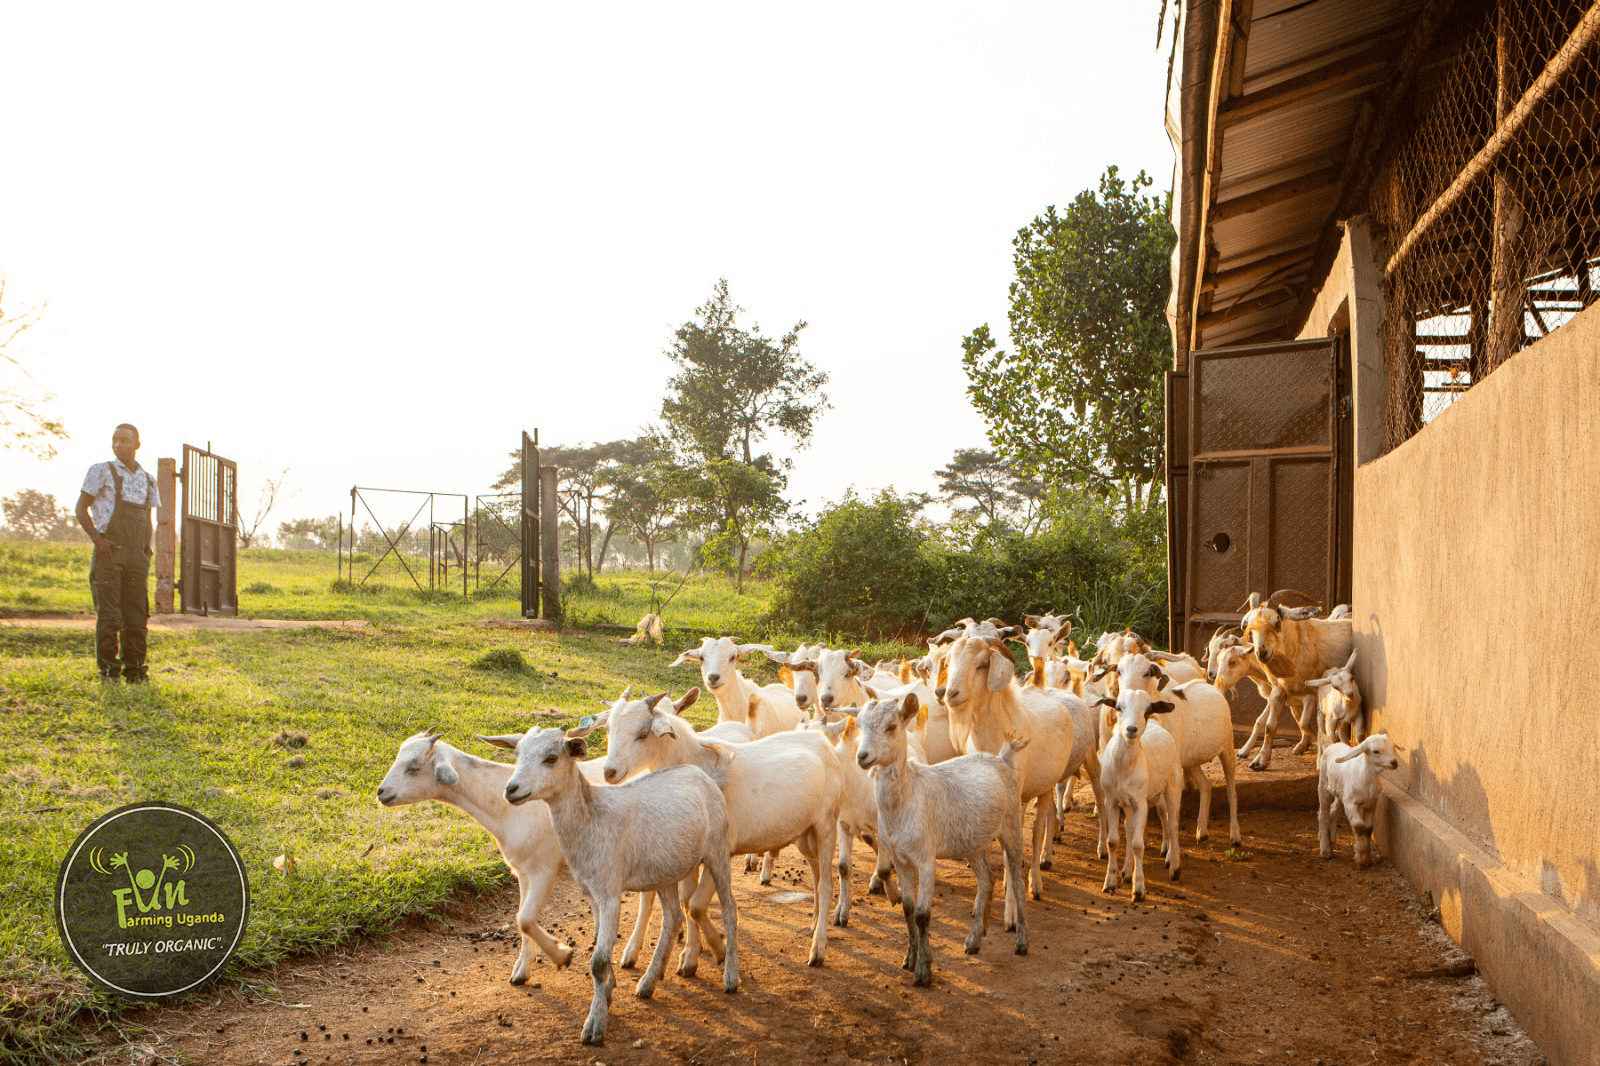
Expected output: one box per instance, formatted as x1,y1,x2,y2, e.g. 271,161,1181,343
1175,0,1429,354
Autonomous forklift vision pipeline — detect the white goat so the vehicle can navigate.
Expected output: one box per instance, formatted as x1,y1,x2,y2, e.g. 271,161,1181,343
855,691,1029,987
773,646,958,764
1097,690,1183,901
1240,589,1355,769
1114,653,1241,845
671,636,803,737
1318,732,1403,866
378,730,670,981
801,710,901,915
496,720,738,1047
1307,650,1363,745
772,642,827,714
936,633,1104,901
599,689,843,969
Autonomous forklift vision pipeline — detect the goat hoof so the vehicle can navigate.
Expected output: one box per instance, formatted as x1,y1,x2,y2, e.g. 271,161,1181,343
1170,868,1182,881
1132,890,1145,903
1039,859,1052,871
509,973,527,987
677,961,698,979
1249,758,1269,773
808,954,824,968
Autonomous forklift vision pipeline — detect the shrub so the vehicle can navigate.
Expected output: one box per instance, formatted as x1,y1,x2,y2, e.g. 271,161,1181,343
764,491,939,640
470,648,528,673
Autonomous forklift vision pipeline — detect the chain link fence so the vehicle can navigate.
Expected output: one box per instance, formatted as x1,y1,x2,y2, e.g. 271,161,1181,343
1372,0,1600,453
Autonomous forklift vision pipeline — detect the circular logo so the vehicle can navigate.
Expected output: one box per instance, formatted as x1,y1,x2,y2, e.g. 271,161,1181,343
54,802,250,999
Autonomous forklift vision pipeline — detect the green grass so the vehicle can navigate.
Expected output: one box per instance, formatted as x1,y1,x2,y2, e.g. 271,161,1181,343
0,542,774,633
0,542,932,1062
0,621,808,1063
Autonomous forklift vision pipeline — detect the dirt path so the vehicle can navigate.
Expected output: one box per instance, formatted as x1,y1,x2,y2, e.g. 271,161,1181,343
96,807,1546,1066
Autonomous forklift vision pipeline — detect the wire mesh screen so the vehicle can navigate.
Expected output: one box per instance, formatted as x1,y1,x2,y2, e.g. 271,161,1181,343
1373,0,1600,452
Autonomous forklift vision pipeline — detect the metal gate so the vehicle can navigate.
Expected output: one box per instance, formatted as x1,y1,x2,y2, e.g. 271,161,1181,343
179,444,238,616
1168,339,1352,710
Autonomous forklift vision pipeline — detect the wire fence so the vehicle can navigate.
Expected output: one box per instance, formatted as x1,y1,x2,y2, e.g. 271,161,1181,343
1373,0,1600,453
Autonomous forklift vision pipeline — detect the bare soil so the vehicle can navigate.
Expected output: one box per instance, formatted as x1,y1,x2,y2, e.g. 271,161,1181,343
101,807,1546,1066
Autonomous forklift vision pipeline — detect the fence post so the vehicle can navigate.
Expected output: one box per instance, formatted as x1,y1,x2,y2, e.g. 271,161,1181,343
154,458,177,614
540,465,561,623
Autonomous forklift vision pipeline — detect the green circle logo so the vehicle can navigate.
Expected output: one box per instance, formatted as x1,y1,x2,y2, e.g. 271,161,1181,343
54,802,250,999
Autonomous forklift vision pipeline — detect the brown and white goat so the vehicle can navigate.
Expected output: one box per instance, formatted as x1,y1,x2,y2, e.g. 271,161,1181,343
1238,589,1354,769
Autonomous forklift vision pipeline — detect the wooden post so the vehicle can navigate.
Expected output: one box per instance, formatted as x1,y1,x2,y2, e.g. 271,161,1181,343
1488,0,1526,370
154,458,177,614
539,465,561,623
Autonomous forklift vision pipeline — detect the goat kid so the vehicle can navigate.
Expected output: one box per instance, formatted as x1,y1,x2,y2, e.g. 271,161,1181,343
1318,732,1403,867
1096,691,1183,901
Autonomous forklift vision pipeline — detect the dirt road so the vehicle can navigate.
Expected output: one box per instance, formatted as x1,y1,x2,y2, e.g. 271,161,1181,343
95,806,1546,1066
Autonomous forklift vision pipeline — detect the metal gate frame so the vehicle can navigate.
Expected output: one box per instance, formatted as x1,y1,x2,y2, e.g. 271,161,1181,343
179,444,238,616
1167,337,1353,722
520,430,541,618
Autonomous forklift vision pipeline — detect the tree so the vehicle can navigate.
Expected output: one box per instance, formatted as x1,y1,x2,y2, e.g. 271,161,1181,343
239,469,291,548
962,167,1173,514
277,515,341,551
934,448,1044,535
659,279,828,583
0,280,67,458
598,436,682,570
1,490,83,542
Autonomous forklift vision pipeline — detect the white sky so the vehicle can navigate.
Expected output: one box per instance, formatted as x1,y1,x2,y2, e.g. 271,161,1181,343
0,2,1174,538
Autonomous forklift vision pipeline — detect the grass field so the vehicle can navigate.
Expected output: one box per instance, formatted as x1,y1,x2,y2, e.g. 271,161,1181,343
0,543,916,1063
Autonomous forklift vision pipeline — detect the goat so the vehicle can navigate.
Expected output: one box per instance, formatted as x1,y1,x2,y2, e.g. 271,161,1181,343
378,730,670,981
772,642,827,713
1114,653,1242,846
599,688,842,969
496,716,738,1046
936,633,1104,904
855,691,1028,987
774,646,958,764
1306,650,1363,745
1318,732,1404,866
1205,637,1317,769
802,710,901,915
1096,690,1182,901
671,636,803,737
1239,589,1355,770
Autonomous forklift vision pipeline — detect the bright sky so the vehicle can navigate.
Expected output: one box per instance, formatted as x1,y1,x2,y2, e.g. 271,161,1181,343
0,2,1173,539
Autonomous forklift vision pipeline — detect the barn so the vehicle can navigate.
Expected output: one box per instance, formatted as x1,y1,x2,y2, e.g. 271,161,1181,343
1165,2,1600,1062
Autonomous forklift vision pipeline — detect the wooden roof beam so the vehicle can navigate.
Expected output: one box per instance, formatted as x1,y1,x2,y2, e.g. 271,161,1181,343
1203,243,1320,294
1197,288,1296,332
1218,44,1393,129
1213,165,1343,223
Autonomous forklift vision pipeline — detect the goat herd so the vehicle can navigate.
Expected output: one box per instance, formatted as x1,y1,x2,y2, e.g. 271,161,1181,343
374,588,1405,1046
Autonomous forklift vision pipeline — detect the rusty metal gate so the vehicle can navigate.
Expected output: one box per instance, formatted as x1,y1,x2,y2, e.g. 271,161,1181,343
179,444,238,616
1167,338,1353,720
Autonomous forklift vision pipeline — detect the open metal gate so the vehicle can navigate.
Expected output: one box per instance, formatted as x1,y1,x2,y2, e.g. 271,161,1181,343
1168,338,1352,721
179,444,238,616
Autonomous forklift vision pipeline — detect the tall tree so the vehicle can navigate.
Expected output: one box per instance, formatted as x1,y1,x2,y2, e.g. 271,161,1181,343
935,448,1043,534
962,166,1173,514
598,436,681,571
659,279,827,583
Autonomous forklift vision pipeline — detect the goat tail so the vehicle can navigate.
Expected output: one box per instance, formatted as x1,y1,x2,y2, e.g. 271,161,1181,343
999,731,1031,766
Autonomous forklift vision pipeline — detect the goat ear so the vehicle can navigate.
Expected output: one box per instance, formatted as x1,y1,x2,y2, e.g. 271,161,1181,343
476,733,522,751
1023,614,1041,628
673,687,699,715
864,684,880,700
1154,669,1170,691
433,751,460,787
1145,700,1175,717
565,737,588,758
897,691,920,720
763,648,790,664
670,650,702,667
1306,677,1329,688
850,658,874,679
1334,744,1364,763
988,647,1015,690
778,665,794,686
1345,649,1358,670
821,718,849,742
1095,696,1117,709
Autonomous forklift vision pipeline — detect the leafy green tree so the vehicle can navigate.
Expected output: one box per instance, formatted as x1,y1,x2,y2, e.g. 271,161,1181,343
277,515,342,550
659,279,827,584
962,166,1173,514
1,489,83,542
935,447,1043,536
598,436,681,570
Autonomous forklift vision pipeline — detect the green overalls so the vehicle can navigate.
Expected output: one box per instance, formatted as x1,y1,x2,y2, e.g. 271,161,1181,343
91,465,153,682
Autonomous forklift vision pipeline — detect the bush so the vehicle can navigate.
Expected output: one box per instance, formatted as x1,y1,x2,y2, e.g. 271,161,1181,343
764,491,939,640
765,491,1169,645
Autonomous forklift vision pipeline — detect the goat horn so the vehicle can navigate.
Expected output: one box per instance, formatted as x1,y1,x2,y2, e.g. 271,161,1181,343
1264,588,1315,609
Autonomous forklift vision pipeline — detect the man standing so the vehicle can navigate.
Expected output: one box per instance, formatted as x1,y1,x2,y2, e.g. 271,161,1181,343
75,423,160,683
